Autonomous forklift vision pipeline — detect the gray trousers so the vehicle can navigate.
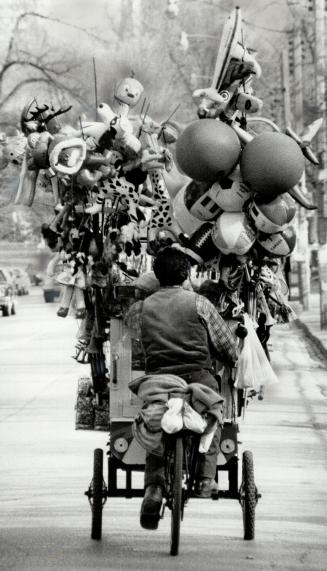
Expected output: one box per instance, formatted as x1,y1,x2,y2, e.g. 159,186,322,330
144,369,222,489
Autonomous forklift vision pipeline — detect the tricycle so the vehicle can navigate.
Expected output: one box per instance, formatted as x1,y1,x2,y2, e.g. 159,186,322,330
84,283,262,556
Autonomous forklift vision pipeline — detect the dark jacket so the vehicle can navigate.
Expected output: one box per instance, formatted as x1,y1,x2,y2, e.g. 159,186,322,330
141,287,212,374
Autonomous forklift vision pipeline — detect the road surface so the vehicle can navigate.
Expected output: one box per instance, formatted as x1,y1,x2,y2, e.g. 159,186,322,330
0,289,326,570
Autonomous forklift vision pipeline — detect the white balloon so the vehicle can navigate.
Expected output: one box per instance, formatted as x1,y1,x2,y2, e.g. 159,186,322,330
212,212,256,255
209,171,251,212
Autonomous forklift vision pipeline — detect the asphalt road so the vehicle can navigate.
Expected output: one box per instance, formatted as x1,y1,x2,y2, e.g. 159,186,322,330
0,289,326,570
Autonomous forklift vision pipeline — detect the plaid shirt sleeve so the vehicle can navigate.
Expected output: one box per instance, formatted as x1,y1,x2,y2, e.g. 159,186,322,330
124,300,143,339
196,294,239,366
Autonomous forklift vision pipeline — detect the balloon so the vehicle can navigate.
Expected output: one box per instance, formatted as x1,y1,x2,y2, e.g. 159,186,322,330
175,119,241,181
211,212,256,255
209,169,251,212
173,180,222,235
173,183,206,235
257,225,296,257
240,133,305,197
175,222,218,264
248,193,296,234
163,164,190,201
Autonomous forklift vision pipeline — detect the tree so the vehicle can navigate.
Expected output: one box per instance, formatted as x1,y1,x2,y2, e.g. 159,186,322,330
0,1,117,241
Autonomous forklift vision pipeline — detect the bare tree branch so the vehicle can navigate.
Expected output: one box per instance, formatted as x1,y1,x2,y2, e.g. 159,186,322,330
0,59,82,91
0,77,50,110
0,63,90,112
166,47,195,103
5,10,115,58
301,20,314,64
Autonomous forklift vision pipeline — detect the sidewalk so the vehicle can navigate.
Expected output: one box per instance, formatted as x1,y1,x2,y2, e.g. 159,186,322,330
292,291,327,361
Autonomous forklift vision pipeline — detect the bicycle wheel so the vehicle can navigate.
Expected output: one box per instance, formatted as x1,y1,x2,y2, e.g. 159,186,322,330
170,436,183,556
91,448,104,540
240,450,256,540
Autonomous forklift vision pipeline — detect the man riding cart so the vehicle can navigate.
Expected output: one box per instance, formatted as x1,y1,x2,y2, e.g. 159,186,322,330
125,246,239,529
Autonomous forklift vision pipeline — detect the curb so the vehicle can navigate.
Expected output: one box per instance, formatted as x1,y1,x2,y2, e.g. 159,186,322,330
293,318,327,362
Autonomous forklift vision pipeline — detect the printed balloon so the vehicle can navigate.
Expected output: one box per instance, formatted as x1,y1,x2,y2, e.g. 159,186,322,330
248,193,296,234
211,212,257,255
209,170,251,212
173,180,223,235
257,225,296,257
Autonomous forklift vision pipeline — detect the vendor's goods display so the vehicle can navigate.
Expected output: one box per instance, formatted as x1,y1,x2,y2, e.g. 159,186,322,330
0,7,322,418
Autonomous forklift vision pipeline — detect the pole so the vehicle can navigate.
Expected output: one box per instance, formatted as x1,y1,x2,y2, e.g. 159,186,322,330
281,49,291,129
314,0,327,328
293,24,310,310
281,49,297,300
93,57,98,121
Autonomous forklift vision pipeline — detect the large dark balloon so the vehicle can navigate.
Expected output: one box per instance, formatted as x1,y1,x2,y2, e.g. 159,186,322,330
175,119,241,182
240,133,305,197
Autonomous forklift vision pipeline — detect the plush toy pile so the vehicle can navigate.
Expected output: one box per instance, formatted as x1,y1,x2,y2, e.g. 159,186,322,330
0,8,322,394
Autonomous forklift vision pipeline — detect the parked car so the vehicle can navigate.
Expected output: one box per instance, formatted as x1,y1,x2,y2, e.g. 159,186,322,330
0,268,16,316
12,268,31,295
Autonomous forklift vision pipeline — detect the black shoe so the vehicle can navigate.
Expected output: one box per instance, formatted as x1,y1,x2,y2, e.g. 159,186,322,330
140,485,163,530
194,478,218,498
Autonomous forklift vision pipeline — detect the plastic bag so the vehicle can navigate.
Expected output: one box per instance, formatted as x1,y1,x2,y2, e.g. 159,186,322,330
161,398,208,434
235,313,279,391
161,397,184,434
199,421,217,453
183,401,207,433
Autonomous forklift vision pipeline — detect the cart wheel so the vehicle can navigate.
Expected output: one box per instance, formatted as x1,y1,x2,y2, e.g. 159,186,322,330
91,448,105,540
239,450,257,540
170,436,183,556
90,351,108,396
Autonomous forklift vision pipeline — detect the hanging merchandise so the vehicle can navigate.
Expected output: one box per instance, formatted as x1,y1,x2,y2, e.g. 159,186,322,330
3,2,325,417
257,226,297,258
172,180,222,235
175,119,241,181
234,313,279,391
239,132,305,199
162,163,190,201
209,169,251,213
174,222,218,264
112,77,144,114
248,193,297,234
211,212,257,256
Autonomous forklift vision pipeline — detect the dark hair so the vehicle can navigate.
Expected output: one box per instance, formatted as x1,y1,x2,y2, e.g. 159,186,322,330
153,247,191,286
198,280,220,307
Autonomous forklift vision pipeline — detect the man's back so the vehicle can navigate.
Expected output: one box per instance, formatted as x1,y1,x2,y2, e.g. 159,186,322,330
141,287,212,375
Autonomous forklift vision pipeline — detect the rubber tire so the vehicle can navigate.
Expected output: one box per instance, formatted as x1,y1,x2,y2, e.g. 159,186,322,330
2,305,10,317
11,304,16,315
242,451,256,540
90,352,107,395
170,437,183,556
91,448,104,540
